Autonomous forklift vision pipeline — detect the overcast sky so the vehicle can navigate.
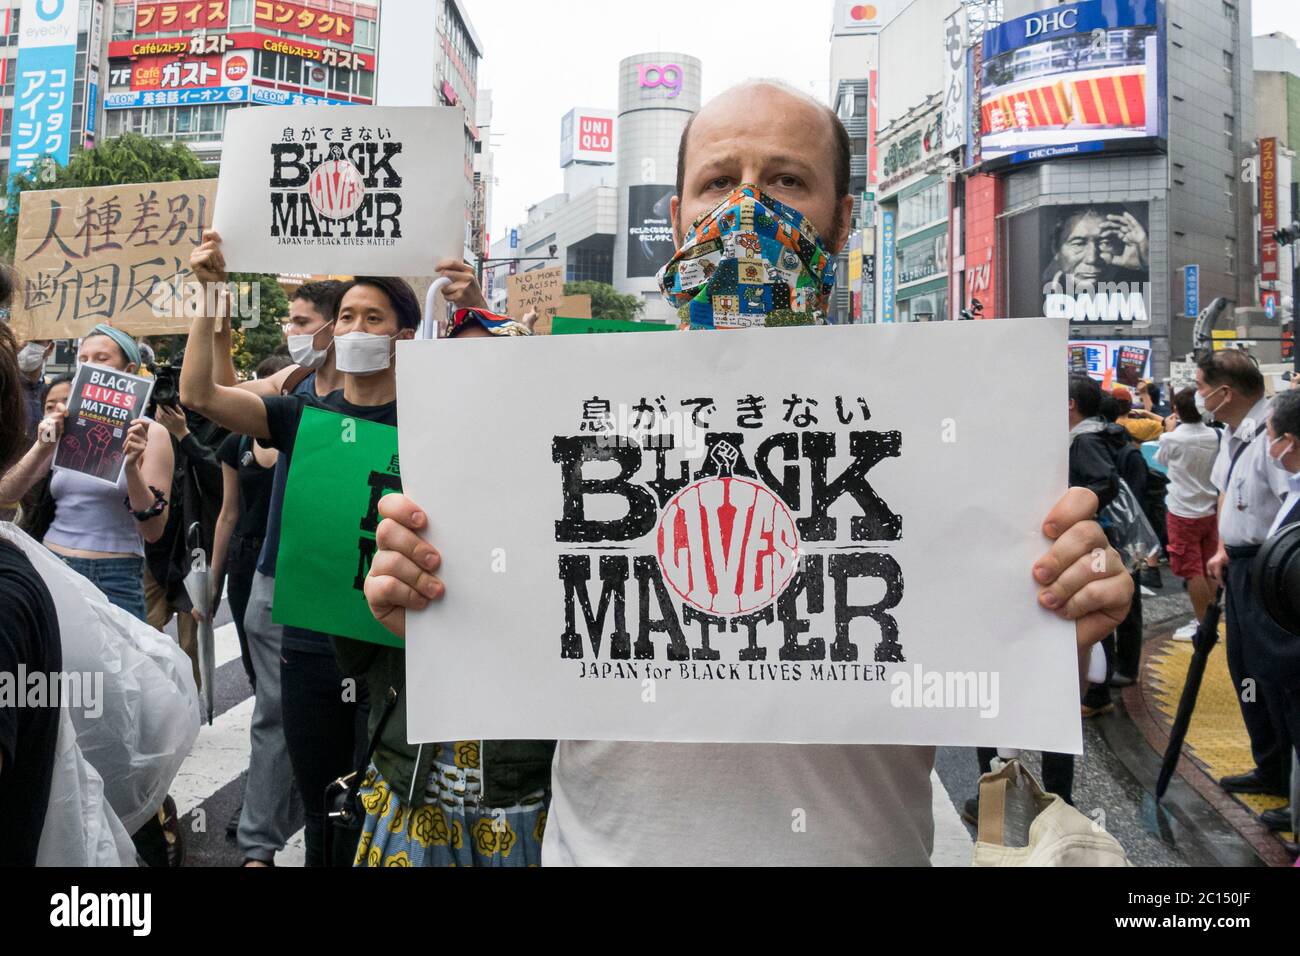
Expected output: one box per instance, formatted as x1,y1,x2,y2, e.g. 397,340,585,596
472,0,1300,241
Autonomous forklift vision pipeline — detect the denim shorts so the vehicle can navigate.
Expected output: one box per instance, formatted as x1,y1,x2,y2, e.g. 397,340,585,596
58,554,148,623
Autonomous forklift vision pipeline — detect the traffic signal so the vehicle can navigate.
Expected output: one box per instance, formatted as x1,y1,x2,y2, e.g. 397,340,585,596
1275,222,1300,247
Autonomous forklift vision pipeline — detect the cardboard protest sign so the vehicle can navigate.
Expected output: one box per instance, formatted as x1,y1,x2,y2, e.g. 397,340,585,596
506,266,564,320
274,407,404,649
9,180,217,341
552,317,674,336
54,363,154,487
529,294,592,336
213,106,463,276
557,294,592,319
397,319,1082,751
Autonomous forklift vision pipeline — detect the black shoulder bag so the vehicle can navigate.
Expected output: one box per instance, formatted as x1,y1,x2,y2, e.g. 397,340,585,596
323,683,403,868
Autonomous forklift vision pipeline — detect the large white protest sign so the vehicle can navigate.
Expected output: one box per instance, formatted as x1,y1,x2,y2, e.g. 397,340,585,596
397,319,1082,753
213,106,463,275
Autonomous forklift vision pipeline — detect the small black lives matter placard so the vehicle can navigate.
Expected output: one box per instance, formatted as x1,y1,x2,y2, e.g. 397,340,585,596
214,106,464,277
54,363,154,487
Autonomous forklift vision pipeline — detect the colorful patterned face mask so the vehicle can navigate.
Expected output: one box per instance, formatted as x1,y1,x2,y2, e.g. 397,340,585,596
657,184,837,330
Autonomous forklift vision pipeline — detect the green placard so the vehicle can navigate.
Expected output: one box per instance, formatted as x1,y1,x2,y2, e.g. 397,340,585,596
273,406,404,649
551,316,675,335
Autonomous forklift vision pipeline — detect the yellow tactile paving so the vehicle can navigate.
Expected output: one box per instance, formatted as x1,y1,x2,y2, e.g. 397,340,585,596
1147,627,1294,839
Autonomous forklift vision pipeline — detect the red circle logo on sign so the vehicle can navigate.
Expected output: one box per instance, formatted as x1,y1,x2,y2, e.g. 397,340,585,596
224,55,249,82
307,158,365,220
656,476,800,616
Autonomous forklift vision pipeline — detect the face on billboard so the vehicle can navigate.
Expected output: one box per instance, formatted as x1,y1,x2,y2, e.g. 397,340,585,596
1048,205,1147,288
979,0,1163,163
1009,202,1151,324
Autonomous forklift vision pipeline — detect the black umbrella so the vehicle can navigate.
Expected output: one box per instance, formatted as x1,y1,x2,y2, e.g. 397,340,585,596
1156,589,1224,801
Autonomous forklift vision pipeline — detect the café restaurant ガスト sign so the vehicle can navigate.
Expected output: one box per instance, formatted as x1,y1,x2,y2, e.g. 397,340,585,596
398,318,1081,752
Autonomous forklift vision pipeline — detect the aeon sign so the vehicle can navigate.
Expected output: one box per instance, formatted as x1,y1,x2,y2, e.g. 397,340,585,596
638,63,683,98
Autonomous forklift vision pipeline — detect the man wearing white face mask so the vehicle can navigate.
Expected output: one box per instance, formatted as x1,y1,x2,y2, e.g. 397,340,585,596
1198,350,1294,805
181,274,482,867
189,257,345,863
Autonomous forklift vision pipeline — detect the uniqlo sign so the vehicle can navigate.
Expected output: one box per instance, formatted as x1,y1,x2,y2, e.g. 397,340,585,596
577,115,613,154
1260,137,1279,282
560,108,617,166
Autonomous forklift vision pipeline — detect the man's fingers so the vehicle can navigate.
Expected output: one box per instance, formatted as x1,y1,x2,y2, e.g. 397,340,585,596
369,550,444,601
377,493,428,530
1034,519,1108,585
362,577,410,641
1041,487,1099,540
1038,546,1124,611
435,258,473,276
375,516,440,572
1062,575,1134,649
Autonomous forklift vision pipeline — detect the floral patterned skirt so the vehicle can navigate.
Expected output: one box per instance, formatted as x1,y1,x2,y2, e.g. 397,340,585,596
354,741,548,868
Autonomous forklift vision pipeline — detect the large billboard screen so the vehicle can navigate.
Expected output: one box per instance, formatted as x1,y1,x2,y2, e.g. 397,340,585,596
979,0,1164,165
626,184,676,279
1007,201,1151,325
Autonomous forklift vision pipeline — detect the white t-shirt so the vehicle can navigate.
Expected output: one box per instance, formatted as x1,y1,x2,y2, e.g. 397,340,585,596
1156,423,1220,519
541,741,937,866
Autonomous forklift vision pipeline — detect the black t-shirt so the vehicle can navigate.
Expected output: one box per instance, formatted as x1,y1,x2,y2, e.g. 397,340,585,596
256,372,317,579
217,433,277,543
262,389,398,654
0,539,62,865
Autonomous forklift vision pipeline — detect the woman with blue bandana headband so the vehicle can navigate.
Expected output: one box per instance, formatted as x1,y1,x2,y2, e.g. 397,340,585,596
0,324,174,623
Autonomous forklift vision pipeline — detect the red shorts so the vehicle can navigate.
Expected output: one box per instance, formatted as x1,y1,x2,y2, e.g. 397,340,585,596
1166,512,1219,580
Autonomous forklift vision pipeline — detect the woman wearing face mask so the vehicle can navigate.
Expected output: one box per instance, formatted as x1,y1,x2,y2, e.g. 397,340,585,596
0,325,174,621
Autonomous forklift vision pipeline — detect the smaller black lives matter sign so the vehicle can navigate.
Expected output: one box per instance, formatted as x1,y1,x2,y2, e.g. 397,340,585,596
54,363,153,487
214,106,464,277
